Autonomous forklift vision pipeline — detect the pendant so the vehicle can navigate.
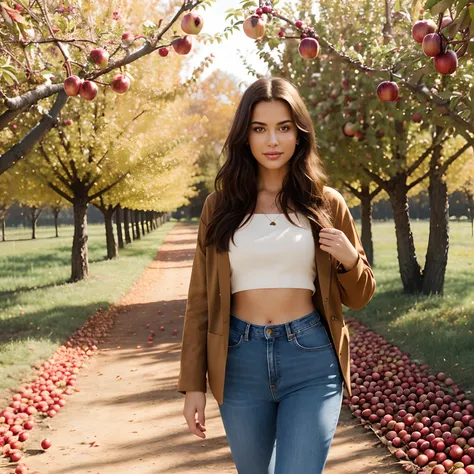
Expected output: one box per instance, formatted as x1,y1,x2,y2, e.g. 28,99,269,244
270,222,276,226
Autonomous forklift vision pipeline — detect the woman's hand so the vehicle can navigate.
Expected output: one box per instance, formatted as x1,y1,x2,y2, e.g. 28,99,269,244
183,391,207,439
319,227,359,271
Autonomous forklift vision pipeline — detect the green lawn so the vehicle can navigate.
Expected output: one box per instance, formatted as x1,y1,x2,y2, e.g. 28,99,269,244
0,219,472,405
345,220,474,396
0,221,175,404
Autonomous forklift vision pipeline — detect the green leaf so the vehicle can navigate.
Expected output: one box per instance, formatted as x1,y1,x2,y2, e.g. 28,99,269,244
456,0,470,16
0,68,18,85
430,0,455,16
424,0,444,9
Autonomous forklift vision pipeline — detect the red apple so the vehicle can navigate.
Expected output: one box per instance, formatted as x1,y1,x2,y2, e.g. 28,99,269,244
434,50,458,74
121,31,134,44
343,122,356,137
181,11,203,35
422,33,442,57
41,438,52,450
89,48,109,68
110,74,130,94
440,16,453,30
159,47,169,57
64,119,73,126
172,36,193,55
412,112,422,122
79,80,98,100
298,37,319,59
63,75,82,97
376,81,399,102
243,15,265,39
412,20,437,43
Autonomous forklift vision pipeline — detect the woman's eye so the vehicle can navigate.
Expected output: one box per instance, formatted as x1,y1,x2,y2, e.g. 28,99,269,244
253,126,290,132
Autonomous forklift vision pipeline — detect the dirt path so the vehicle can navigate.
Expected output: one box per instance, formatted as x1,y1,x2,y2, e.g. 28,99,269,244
6,223,405,474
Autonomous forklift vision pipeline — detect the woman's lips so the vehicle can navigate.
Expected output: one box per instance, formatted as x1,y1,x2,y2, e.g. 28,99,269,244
264,152,282,159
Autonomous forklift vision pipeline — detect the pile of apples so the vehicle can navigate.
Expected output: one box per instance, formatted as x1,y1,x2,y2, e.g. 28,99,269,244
343,319,474,473
0,307,116,471
63,10,204,101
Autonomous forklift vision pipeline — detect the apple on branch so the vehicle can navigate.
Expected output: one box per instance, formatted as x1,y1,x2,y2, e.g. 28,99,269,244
181,11,203,35
411,20,436,44
79,81,98,101
63,75,82,97
121,31,134,44
90,48,109,68
110,74,130,94
172,36,193,55
343,122,357,137
422,33,442,57
298,37,319,59
434,50,458,75
243,15,265,39
377,81,399,102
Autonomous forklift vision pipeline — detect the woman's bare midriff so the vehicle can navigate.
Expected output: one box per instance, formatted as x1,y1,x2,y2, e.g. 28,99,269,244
230,288,315,325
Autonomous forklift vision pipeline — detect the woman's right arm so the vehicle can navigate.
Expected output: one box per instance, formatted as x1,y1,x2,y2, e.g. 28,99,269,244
177,195,211,396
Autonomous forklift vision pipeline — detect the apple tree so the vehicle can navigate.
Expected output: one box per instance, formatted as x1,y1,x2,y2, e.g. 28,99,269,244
0,0,218,175
227,0,474,295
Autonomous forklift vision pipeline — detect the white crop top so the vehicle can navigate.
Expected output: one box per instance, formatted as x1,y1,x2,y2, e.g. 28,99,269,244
228,212,317,295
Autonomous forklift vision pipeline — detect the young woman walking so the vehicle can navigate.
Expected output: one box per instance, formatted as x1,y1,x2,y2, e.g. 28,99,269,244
178,77,376,474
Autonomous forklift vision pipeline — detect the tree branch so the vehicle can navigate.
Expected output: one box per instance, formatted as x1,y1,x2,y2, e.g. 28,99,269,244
0,90,69,174
441,141,472,172
88,170,130,202
38,143,73,189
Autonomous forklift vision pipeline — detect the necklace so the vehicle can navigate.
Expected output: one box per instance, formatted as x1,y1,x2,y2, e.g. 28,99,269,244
262,212,283,226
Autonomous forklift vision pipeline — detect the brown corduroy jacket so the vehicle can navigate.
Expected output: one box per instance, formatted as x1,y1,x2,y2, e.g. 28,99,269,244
177,186,376,405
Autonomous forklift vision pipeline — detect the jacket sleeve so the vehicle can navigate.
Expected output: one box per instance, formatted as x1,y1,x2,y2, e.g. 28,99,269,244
177,197,210,395
330,189,376,310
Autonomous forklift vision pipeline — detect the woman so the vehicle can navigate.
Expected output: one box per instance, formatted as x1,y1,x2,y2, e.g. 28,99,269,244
177,77,376,474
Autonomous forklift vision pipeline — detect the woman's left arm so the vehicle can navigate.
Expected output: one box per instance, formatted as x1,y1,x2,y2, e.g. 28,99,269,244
319,189,376,310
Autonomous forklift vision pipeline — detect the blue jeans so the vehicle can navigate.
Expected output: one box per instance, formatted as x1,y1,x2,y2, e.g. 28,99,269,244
218,309,343,474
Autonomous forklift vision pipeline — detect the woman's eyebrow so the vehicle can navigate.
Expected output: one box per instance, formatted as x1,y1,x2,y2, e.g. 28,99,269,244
250,119,293,125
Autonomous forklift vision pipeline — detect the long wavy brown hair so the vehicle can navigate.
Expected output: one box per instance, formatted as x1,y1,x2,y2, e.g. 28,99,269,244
205,77,334,252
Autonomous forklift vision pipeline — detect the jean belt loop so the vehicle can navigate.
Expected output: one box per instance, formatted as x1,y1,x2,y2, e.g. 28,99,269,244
244,323,250,341
285,322,295,341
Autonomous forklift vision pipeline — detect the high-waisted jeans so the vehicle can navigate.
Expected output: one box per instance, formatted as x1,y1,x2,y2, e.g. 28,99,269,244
218,309,343,474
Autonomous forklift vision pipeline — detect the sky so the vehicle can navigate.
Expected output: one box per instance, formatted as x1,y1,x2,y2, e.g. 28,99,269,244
185,0,270,88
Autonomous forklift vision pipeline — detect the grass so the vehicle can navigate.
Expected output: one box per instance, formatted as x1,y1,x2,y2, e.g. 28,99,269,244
0,221,175,402
0,219,473,403
345,220,474,396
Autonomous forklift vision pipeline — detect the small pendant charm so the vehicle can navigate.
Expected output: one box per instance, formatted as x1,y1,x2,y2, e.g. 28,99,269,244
270,221,276,226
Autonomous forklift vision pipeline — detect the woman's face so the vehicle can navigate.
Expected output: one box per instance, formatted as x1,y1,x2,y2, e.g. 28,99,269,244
248,100,299,172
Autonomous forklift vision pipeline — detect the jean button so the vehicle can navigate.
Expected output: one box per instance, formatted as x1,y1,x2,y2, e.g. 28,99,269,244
266,328,273,335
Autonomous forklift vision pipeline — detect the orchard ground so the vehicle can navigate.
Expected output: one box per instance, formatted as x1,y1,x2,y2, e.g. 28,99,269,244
0,218,472,472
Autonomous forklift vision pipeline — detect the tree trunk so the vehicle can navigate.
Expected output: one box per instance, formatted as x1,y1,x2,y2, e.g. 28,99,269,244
387,176,423,293
116,205,124,249
0,206,6,241
53,208,60,237
71,194,89,282
103,207,118,259
360,184,374,267
123,208,132,244
422,139,449,295
30,207,41,239
134,210,141,239
140,210,146,235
